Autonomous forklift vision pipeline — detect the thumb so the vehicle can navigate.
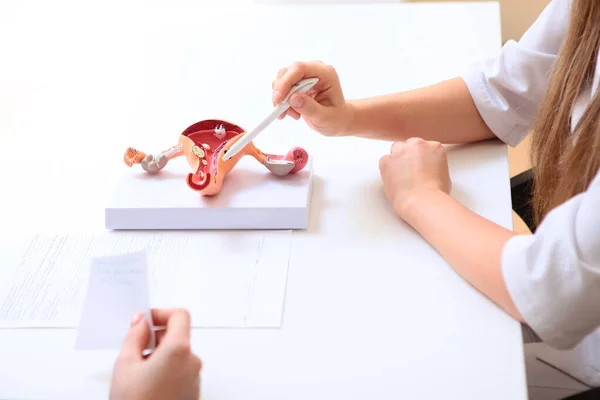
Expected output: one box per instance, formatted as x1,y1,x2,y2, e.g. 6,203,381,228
289,93,327,120
119,312,150,361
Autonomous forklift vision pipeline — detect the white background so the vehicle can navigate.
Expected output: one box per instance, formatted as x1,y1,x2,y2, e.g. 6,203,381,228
0,1,527,399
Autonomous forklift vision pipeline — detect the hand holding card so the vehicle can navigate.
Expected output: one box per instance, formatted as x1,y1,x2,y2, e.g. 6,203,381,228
75,251,155,351
110,308,202,400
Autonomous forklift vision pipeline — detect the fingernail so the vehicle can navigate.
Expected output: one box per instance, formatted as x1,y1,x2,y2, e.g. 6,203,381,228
272,90,281,103
290,95,303,108
130,312,144,327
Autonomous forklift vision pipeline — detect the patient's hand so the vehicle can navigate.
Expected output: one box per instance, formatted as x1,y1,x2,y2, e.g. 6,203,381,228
110,309,202,400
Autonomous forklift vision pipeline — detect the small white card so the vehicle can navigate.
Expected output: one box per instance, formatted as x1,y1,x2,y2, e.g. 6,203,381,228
75,251,155,350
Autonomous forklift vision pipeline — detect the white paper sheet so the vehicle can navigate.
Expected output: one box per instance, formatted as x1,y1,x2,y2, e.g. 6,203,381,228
0,231,292,328
74,251,156,350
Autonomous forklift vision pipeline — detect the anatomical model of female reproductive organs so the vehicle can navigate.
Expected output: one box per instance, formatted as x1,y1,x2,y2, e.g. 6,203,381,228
123,78,318,196
123,119,308,196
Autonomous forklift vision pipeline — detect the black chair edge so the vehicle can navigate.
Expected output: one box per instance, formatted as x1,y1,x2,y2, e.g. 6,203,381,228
510,168,537,233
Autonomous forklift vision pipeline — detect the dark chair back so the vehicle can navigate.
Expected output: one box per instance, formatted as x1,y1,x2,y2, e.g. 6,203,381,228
511,169,537,232
563,387,600,399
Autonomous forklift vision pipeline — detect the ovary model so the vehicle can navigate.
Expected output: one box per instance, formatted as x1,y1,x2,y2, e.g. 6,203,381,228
123,119,309,196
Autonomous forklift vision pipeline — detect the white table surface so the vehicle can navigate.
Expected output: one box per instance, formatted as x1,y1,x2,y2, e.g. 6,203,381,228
0,1,528,399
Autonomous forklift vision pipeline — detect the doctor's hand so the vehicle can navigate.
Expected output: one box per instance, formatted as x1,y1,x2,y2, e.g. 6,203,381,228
110,309,202,400
379,138,452,219
272,60,354,137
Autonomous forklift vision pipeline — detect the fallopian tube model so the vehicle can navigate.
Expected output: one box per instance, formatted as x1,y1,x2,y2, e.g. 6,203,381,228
123,119,309,196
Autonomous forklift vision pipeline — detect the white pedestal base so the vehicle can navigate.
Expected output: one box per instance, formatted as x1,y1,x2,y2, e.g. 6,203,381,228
105,156,313,230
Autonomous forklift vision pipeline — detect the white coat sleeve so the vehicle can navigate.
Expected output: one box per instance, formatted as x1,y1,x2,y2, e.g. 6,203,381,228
461,0,571,147
502,170,600,350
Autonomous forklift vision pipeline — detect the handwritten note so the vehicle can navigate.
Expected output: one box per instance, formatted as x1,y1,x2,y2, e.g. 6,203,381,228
74,251,156,350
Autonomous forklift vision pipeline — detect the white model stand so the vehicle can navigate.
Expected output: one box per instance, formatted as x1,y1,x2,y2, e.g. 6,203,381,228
105,156,313,230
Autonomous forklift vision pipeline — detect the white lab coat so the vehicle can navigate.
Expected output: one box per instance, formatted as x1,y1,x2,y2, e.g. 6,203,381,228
461,0,600,385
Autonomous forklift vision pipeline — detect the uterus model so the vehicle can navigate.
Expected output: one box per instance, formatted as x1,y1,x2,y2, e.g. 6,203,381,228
123,119,309,196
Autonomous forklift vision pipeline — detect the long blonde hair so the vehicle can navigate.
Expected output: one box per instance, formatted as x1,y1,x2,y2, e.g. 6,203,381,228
531,0,600,225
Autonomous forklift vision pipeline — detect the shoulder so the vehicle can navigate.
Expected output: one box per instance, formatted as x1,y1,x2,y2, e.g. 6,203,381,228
517,0,572,53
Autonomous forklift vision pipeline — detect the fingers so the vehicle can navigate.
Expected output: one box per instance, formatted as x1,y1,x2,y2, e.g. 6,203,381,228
151,308,191,341
150,308,192,349
391,138,443,154
272,60,331,105
192,354,203,374
118,312,150,362
150,308,178,326
150,309,192,359
288,109,301,120
153,327,166,345
404,137,443,147
379,154,390,170
151,308,187,327
405,137,425,146
277,108,301,120
277,67,287,79
272,62,308,105
271,68,289,89
184,364,203,399
288,93,326,120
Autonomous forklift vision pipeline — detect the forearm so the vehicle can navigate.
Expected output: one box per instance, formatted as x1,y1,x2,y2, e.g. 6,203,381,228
347,77,496,144
400,189,524,321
